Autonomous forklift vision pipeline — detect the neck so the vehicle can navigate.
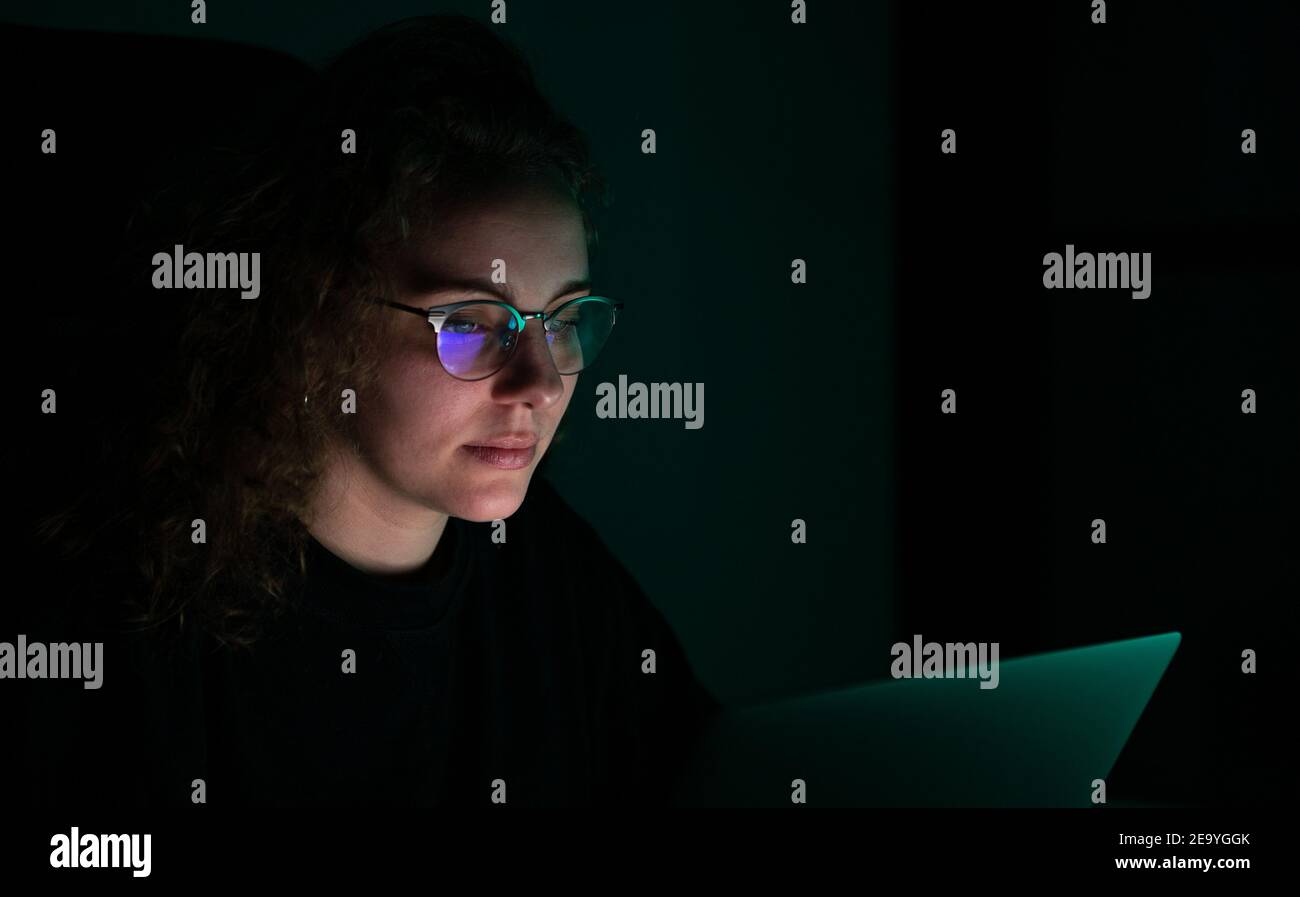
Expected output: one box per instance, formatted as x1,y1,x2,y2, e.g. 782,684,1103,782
302,441,450,576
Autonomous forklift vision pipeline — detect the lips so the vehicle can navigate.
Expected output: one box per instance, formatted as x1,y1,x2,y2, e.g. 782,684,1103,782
461,443,537,469
461,432,539,470
464,433,539,449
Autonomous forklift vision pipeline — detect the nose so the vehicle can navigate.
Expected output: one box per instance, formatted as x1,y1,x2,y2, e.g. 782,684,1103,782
490,318,566,408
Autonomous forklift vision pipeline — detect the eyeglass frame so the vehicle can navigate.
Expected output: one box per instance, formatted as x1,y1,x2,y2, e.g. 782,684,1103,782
380,295,625,381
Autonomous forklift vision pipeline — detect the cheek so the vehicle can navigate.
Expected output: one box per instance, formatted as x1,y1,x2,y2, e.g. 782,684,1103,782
358,345,467,460
559,376,578,412
543,377,578,436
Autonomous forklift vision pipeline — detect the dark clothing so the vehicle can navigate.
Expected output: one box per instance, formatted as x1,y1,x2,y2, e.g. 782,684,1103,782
19,478,719,807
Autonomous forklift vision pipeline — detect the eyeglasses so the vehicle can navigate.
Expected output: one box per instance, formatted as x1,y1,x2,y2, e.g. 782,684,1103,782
382,295,624,381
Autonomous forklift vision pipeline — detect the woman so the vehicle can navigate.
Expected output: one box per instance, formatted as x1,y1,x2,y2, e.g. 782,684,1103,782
28,15,719,807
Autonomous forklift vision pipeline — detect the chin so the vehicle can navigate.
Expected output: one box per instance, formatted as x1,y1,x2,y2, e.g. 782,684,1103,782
445,478,531,522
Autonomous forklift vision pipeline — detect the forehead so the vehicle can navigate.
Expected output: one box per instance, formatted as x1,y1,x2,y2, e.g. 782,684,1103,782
394,170,589,296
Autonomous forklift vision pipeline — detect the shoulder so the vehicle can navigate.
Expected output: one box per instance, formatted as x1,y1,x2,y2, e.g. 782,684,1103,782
509,474,720,693
469,476,716,710
22,531,202,807
475,477,676,665
491,475,624,590
513,475,598,545
505,480,720,802
505,476,647,616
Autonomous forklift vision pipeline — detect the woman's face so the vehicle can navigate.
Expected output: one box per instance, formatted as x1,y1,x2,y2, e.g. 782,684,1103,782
352,171,589,523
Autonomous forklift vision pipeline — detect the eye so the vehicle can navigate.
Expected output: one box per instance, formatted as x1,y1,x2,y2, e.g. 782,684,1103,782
445,320,488,335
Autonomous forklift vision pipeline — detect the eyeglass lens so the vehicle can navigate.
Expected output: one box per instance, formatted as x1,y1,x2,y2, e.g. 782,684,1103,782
436,299,616,379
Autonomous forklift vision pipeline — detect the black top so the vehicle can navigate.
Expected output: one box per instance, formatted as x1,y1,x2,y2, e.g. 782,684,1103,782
19,478,720,807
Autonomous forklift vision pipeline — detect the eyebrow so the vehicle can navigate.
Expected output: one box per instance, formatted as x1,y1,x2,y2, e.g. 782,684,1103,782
416,276,592,308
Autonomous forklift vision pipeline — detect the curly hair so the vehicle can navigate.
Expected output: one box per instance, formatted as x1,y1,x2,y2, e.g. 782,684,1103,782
36,15,609,649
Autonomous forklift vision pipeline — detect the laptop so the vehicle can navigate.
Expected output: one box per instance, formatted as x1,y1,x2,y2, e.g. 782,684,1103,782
670,632,1181,807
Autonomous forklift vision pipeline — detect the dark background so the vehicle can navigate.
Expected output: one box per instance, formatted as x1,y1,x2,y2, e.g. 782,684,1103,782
892,0,1296,807
4,0,1294,807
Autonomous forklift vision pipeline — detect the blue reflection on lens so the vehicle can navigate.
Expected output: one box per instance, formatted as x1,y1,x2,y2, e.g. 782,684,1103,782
439,332,488,376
